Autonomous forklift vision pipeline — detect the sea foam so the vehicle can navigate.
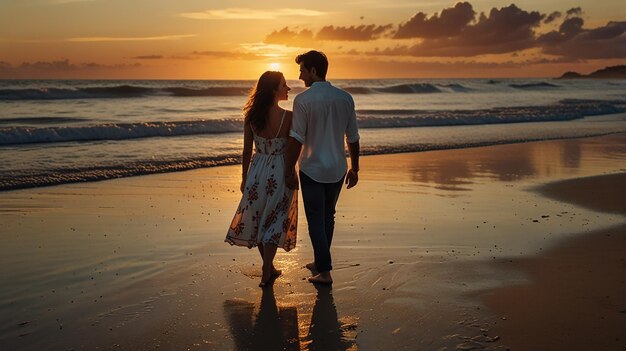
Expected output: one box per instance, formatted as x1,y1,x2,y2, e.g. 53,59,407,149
2,99,623,146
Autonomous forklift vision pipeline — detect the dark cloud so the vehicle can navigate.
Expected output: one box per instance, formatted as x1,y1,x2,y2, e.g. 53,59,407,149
394,2,475,39
538,19,626,59
0,59,141,78
377,4,544,57
263,24,390,45
566,7,583,17
587,21,626,40
544,11,561,24
131,55,163,59
264,27,314,47
465,5,544,46
13,59,139,71
81,62,141,69
19,59,77,71
316,24,392,41
561,17,585,36
536,17,583,46
524,56,582,64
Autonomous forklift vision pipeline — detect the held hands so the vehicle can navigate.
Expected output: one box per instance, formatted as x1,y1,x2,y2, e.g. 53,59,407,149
345,169,359,189
285,171,299,190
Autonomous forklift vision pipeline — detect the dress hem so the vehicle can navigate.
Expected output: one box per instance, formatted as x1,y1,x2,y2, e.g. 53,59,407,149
224,236,295,252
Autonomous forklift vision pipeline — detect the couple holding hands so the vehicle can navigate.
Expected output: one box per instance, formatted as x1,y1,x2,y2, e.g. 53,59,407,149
225,50,360,287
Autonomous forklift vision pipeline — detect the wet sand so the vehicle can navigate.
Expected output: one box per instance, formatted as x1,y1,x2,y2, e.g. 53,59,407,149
1,134,625,350
481,173,626,351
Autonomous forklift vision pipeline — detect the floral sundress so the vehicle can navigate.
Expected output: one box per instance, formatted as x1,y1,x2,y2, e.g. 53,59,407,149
225,113,298,251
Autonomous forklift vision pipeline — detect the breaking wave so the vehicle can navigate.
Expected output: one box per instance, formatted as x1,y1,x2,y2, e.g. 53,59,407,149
2,99,623,146
0,83,457,100
0,85,251,100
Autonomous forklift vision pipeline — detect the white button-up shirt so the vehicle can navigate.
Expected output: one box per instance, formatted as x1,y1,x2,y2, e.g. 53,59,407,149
289,81,360,183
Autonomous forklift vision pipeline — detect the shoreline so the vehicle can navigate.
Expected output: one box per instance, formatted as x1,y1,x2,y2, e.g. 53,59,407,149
1,133,625,350
2,126,626,192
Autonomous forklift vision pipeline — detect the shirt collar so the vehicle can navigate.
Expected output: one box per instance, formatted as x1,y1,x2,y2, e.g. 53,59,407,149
311,81,331,87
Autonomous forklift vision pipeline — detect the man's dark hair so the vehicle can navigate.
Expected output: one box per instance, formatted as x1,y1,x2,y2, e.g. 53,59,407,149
295,50,328,79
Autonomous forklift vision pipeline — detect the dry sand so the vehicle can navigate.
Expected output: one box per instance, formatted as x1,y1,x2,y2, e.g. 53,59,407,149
1,134,625,350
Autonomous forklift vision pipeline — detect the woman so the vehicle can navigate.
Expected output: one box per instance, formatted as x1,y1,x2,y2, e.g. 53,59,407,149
225,71,298,287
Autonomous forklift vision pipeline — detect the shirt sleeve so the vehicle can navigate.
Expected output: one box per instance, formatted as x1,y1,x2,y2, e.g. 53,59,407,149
289,97,307,144
345,96,360,143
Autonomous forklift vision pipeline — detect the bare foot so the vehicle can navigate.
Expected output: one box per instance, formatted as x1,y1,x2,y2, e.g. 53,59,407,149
308,272,332,285
271,269,282,277
305,262,317,272
259,266,272,287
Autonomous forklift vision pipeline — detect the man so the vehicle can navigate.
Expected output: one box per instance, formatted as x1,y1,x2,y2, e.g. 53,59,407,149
285,50,360,284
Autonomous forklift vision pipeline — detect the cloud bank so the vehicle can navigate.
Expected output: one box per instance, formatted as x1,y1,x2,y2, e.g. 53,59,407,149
394,2,475,39
0,59,140,78
261,2,625,60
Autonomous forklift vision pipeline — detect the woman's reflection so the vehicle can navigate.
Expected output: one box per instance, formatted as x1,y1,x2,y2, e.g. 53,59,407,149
224,285,299,351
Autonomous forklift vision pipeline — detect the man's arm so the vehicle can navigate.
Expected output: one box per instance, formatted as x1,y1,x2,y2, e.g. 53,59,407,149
285,97,306,189
345,95,360,189
345,140,360,189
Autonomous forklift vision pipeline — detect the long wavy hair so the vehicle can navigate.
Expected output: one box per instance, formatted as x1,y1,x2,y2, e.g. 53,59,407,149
243,71,283,132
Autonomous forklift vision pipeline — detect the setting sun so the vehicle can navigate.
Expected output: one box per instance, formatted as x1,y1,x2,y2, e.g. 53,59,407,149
269,62,281,71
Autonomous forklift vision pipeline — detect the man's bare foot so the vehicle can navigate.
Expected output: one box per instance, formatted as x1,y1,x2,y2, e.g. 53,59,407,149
305,262,317,272
308,272,332,284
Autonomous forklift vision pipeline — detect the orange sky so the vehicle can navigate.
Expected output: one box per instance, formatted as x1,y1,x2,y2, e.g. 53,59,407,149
0,0,624,79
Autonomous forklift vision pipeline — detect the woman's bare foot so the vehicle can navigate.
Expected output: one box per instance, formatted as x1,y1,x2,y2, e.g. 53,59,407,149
308,271,332,284
259,266,272,287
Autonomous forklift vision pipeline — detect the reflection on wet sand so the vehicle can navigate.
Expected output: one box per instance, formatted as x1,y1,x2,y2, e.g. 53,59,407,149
224,285,356,351
408,143,538,186
302,285,357,351
401,136,620,187
560,140,582,168
351,135,626,199
223,286,299,351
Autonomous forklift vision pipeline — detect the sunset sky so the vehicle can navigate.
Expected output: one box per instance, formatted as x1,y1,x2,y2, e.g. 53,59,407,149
0,0,624,79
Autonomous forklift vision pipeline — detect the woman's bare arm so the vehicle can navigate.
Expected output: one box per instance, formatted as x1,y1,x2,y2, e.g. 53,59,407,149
241,123,254,192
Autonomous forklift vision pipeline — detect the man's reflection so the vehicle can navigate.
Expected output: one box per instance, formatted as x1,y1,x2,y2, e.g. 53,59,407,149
304,285,356,351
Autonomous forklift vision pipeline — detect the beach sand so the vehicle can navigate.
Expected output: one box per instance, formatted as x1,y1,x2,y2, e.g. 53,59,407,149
1,134,625,350
481,173,626,351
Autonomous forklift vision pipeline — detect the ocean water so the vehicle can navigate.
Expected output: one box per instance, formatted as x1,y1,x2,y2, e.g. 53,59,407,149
1,78,625,191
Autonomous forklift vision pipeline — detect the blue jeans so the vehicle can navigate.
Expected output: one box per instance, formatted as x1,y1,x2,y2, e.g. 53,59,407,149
299,171,345,273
